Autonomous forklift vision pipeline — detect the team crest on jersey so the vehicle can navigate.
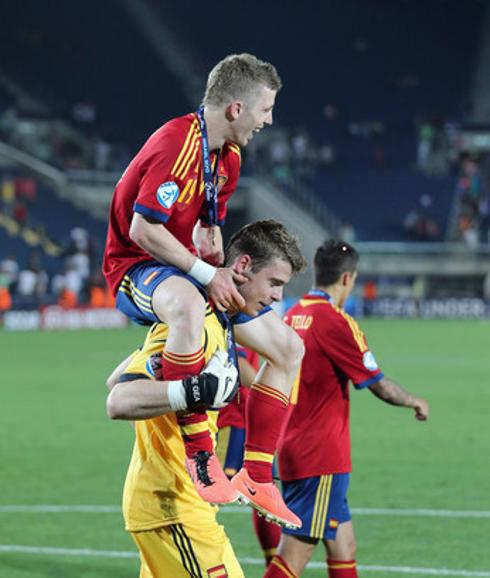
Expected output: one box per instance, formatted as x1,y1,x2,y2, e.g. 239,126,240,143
362,350,379,371
145,353,163,379
217,174,228,192
156,181,180,209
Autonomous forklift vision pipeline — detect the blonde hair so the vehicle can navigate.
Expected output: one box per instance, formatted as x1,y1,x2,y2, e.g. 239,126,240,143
203,53,282,108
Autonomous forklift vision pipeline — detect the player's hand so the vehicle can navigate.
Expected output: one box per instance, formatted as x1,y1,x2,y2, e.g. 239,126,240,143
193,223,224,266
413,397,429,421
207,268,247,312
182,350,239,411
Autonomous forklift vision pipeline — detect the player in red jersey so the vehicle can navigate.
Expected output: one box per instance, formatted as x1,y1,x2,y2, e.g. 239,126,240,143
102,54,306,527
264,240,429,578
217,346,281,566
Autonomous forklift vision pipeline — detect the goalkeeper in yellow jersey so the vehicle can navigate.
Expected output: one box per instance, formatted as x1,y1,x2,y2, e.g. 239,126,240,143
106,220,305,578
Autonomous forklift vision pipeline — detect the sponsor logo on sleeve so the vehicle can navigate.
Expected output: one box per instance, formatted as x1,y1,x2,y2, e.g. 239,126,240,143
156,181,179,209
362,350,379,371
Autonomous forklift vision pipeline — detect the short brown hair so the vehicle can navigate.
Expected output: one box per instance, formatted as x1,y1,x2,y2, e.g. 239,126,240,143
225,219,306,275
203,53,282,108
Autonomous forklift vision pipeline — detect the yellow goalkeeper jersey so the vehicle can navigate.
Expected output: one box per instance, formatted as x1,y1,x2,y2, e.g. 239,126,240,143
120,304,230,531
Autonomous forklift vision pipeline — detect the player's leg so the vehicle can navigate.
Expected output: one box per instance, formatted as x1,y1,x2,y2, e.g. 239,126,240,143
132,518,244,578
231,310,304,528
117,263,235,504
263,534,315,577
217,425,281,565
253,509,282,566
324,521,358,578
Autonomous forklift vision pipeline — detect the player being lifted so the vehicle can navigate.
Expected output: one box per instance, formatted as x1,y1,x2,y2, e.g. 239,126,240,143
103,56,304,526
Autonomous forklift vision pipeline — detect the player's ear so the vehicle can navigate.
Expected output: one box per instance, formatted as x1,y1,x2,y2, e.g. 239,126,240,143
340,271,351,287
226,100,243,121
232,254,252,274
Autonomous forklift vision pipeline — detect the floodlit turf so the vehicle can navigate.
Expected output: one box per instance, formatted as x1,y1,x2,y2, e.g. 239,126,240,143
0,320,489,578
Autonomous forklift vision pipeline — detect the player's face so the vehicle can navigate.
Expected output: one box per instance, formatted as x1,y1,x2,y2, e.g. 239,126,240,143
231,86,277,147
238,257,292,316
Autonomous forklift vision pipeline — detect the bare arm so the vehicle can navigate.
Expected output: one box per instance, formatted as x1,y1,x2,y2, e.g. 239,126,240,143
130,212,196,272
369,377,429,420
106,350,239,421
106,353,136,391
107,378,171,420
130,213,246,311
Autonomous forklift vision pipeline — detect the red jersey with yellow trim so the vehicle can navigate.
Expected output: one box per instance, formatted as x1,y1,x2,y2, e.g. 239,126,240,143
217,346,259,429
278,290,384,480
103,112,241,294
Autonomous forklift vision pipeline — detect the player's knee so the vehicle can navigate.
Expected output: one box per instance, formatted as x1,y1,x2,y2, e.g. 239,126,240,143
165,295,206,336
154,286,205,334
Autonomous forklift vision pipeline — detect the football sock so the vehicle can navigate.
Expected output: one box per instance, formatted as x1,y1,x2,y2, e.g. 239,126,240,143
243,383,289,483
263,555,298,577
327,558,358,577
252,509,281,565
162,348,212,457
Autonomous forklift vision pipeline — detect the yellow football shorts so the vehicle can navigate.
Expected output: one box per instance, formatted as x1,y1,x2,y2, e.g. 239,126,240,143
132,516,244,578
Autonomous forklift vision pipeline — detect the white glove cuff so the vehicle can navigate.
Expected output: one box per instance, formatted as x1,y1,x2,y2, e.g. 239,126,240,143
167,380,187,411
188,259,216,286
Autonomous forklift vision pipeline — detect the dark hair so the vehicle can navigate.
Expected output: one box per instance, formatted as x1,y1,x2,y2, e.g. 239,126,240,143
314,240,359,286
203,53,282,108
225,219,306,275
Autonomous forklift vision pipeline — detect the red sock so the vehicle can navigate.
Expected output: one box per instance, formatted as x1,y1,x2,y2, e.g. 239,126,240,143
252,509,281,565
162,348,211,457
263,555,298,578
327,559,358,578
243,383,289,483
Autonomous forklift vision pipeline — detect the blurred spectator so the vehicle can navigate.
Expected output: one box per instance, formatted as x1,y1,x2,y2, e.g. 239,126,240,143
1,175,16,209
363,279,378,316
403,194,440,241
13,200,28,226
0,255,19,290
16,258,48,300
0,266,13,311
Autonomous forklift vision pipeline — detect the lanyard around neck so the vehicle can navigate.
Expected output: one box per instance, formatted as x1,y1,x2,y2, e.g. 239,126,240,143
196,106,220,226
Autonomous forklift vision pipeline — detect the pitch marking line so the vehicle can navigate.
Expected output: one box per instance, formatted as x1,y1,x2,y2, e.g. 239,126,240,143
0,545,489,577
1,505,490,518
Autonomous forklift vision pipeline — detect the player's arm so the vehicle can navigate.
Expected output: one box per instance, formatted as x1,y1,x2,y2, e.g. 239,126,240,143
106,352,136,391
130,213,245,311
106,350,239,420
369,377,429,421
193,221,224,266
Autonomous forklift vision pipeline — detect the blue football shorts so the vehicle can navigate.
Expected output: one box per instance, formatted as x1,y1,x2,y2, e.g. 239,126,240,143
282,473,351,541
116,260,272,327
116,261,206,326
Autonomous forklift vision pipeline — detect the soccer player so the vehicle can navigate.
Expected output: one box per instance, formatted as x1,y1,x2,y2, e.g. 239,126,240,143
216,346,282,566
102,53,305,527
264,240,429,578
106,220,305,578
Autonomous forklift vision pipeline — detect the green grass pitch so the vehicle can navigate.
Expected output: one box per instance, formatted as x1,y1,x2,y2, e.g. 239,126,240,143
0,319,489,577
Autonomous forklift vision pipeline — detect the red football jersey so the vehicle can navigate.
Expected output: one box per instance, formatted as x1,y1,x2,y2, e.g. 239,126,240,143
217,346,259,429
278,291,384,480
103,113,241,294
